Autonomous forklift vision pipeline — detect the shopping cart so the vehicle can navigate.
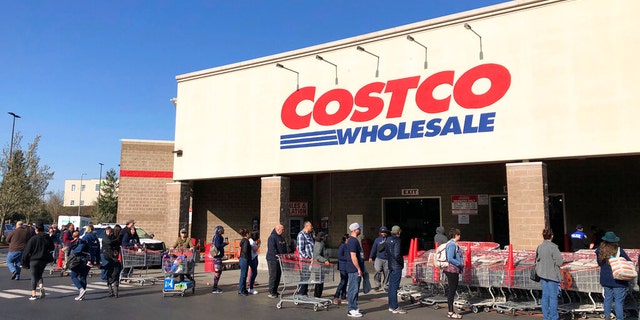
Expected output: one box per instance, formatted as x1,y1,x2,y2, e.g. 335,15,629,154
120,248,157,285
275,254,334,311
162,249,196,297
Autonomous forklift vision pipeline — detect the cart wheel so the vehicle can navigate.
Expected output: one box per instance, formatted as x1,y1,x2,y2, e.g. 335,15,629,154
294,301,299,305
512,310,516,316
181,293,184,297
276,302,283,309
580,313,587,319
192,287,195,294
472,306,479,314
314,305,319,312
434,305,440,310
484,307,491,312
410,297,416,303
400,294,408,301
497,309,504,314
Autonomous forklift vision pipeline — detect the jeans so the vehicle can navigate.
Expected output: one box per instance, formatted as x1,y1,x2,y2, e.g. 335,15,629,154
373,258,389,289
70,268,89,290
238,257,249,293
7,251,23,275
540,278,560,320
334,270,348,299
267,259,281,295
603,286,627,319
248,257,258,290
297,265,311,296
347,272,361,312
387,269,402,310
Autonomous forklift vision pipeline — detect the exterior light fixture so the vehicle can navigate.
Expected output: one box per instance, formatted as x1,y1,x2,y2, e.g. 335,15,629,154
172,150,183,157
406,35,428,69
464,23,484,60
315,55,338,85
356,46,380,77
276,63,299,90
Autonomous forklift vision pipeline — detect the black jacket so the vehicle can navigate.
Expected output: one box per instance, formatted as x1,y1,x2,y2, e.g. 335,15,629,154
22,232,54,266
385,235,403,271
266,229,287,261
102,234,121,260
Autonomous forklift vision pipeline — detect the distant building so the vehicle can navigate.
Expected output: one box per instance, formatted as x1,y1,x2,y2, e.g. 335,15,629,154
63,178,101,207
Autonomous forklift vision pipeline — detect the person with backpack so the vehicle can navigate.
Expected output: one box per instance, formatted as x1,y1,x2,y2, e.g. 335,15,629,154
368,226,389,292
210,225,228,294
444,228,464,319
68,230,92,301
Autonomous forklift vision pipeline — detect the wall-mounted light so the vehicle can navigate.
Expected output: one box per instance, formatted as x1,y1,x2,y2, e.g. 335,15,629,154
315,55,338,85
406,35,428,69
356,46,380,77
464,23,484,60
276,63,299,90
172,150,183,157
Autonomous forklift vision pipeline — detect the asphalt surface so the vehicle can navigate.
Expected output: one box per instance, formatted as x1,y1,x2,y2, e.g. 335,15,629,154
0,247,614,320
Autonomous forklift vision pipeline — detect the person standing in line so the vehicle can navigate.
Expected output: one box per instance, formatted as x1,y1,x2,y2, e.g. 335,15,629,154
6,221,31,281
248,231,260,295
369,226,389,292
535,228,563,320
210,225,228,294
21,222,54,300
237,228,252,296
171,228,192,282
434,226,448,247
570,224,589,252
296,221,315,297
101,226,121,298
312,232,331,298
386,225,407,314
444,228,464,319
61,223,75,270
266,224,287,298
596,231,631,320
333,233,350,305
346,222,364,318
118,220,135,244
48,224,62,262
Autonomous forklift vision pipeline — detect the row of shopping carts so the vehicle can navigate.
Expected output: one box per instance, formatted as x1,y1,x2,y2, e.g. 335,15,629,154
408,242,640,318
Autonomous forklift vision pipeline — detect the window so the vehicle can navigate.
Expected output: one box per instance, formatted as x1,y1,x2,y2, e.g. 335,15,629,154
81,184,86,192
95,184,100,191
80,200,85,206
71,185,76,191
70,200,75,206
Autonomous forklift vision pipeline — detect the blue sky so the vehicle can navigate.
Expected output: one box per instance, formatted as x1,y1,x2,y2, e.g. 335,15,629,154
1,0,508,195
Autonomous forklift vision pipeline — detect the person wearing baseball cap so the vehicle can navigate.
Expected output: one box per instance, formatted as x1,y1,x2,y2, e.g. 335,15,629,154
369,226,389,292
346,222,364,317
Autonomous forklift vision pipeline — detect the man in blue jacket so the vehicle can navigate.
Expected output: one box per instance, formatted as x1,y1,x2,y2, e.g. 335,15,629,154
386,225,407,314
570,224,589,252
369,226,389,291
266,224,287,298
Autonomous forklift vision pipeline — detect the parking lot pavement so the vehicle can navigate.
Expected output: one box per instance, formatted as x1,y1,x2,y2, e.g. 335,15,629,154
0,248,555,320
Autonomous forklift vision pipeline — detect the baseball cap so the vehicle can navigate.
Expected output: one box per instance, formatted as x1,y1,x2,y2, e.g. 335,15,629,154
391,225,402,233
180,228,187,234
349,222,362,231
379,226,389,233
576,224,583,230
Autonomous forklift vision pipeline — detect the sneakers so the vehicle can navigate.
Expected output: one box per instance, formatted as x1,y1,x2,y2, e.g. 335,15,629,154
238,291,248,296
11,271,16,280
347,309,363,318
267,293,279,299
29,295,37,301
333,297,340,305
389,308,407,314
211,287,223,294
75,288,86,301
15,274,20,280
39,288,46,299
249,289,258,295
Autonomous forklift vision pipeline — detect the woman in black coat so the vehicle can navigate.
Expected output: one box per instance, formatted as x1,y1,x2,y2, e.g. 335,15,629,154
22,222,55,300
102,226,122,297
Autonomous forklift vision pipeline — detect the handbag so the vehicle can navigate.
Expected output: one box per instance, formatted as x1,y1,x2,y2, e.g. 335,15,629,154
530,249,541,282
610,247,637,281
208,244,220,259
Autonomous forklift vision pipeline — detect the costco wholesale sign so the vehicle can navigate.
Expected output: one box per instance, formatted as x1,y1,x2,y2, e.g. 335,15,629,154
279,64,511,149
173,0,639,181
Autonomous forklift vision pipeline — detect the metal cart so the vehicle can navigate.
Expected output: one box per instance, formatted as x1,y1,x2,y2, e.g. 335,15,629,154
120,248,157,285
275,254,334,311
162,249,196,297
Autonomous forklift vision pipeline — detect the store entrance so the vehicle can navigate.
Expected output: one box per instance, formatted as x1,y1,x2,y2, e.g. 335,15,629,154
490,194,566,250
383,197,441,255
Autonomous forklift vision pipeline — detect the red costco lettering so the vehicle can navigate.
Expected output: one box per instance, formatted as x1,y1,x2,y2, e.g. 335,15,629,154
280,63,511,130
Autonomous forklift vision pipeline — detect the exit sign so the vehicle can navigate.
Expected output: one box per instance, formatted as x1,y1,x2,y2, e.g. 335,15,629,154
401,189,419,196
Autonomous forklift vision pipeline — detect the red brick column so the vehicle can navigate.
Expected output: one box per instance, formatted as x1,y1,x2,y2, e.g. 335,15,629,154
259,176,290,268
506,162,549,250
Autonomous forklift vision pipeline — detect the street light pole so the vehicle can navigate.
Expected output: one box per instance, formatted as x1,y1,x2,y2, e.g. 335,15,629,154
98,163,104,214
78,173,86,217
7,112,21,170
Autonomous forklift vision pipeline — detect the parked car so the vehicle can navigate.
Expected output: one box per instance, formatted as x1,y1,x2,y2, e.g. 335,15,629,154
92,223,166,252
3,224,15,239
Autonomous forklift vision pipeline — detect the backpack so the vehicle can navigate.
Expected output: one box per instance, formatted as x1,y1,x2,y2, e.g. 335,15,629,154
434,241,450,269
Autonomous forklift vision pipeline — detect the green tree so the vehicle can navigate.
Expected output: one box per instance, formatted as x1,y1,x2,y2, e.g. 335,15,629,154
0,134,54,239
91,168,118,223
